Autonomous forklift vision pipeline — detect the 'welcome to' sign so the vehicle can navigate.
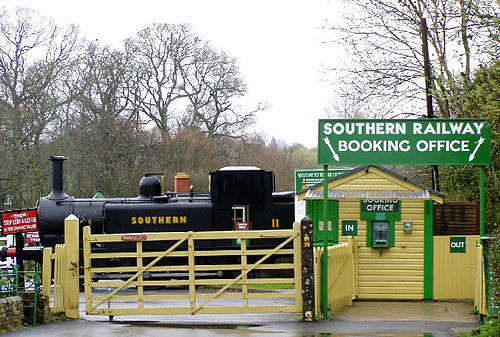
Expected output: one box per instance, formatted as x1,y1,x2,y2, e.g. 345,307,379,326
318,119,491,165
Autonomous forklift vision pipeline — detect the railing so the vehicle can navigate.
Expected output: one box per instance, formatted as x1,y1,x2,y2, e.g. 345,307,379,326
0,263,42,324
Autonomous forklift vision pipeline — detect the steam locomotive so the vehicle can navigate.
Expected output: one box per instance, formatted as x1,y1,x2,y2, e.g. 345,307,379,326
37,156,295,254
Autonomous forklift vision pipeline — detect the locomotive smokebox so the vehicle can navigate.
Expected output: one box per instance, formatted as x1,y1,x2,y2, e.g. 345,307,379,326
47,155,68,200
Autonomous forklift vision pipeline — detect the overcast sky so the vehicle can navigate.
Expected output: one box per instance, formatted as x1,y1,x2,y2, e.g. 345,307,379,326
3,0,345,148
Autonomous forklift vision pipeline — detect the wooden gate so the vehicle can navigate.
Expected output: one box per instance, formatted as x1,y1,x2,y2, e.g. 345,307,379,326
82,223,302,316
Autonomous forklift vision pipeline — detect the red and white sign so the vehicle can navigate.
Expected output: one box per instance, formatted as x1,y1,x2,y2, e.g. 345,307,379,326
1,209,38,235
121,234,147,241
235,221,250,230
26,232,40,244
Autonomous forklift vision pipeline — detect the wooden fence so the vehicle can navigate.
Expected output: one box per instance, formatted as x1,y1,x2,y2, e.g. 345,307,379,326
41,215,80,318
314,237,357,316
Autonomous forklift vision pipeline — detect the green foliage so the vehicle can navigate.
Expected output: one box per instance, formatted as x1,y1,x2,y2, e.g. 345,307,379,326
459,318,500,337
440,60,500,230
487,229,500,310
460,61,500,132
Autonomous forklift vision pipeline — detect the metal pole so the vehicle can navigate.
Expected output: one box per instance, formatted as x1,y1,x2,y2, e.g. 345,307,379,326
480,166,485,236
421,18,440,192
321,165,328,319
421,18,433,120
15,232,24,292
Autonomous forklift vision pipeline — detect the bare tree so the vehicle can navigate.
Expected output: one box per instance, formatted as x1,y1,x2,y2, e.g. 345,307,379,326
124,23,258,140
124,23,198,137
181,45,256,138
55,42,152,197
0,6,79,206
328,0,499,118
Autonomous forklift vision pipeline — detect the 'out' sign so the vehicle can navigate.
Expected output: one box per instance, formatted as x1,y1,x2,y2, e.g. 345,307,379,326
450,237,466,253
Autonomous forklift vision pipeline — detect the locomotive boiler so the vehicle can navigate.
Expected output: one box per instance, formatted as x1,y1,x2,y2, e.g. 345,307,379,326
37,156,295,254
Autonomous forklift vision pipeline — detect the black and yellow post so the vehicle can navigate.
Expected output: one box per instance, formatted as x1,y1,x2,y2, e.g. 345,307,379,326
301,217,315,321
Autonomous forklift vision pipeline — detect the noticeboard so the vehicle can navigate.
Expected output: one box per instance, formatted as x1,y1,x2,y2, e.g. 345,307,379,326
1,209,38,235
318,119,491,165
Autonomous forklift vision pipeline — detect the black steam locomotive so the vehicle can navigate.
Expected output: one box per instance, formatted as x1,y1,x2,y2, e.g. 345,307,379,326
37,156,295,254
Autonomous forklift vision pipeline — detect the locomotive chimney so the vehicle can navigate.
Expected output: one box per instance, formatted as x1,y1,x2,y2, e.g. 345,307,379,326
175,172,189,193
48,155,69,200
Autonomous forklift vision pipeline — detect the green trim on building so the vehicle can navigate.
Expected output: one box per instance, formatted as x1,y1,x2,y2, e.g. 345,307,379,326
389,220,396,246
366,220,373,246
424,199,434,300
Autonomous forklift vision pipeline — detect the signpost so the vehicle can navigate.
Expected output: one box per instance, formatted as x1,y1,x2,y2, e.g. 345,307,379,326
317,118,491,320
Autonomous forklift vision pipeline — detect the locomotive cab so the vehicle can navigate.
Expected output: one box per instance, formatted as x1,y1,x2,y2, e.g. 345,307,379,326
209,166,292,232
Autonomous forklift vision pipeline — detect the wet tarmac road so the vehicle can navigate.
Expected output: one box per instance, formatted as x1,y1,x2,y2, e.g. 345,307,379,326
5,291,481,337
4,317,480,337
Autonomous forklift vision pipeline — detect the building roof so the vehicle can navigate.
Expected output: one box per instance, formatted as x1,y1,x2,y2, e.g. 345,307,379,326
296,165,444,202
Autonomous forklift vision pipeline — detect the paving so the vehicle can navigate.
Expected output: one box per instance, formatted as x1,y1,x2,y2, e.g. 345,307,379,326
5,291,481,337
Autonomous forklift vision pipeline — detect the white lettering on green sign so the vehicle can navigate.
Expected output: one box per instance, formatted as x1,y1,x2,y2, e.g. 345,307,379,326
450,237,466,253
362,200,400,213
318,119,491,165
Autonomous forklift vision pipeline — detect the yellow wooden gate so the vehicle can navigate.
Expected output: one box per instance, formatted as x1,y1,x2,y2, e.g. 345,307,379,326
83,223,302,316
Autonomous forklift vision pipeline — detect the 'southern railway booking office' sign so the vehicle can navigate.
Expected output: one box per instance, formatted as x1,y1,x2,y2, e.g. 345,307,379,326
318,119,491,166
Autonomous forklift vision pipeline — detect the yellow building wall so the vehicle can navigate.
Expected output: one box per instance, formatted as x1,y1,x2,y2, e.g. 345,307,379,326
433,235,480,300
332,168,426,300
338,199,425,300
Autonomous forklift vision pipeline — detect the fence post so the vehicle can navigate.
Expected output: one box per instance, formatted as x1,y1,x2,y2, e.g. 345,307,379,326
64,214,80,318
301,216,315,321
42,248,52,298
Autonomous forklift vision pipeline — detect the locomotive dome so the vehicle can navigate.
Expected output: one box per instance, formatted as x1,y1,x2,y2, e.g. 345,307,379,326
138,174,162,200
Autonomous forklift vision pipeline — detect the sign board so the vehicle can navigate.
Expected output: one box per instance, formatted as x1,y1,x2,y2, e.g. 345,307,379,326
294,168,350,192
318,119,491,165
234,221,250,247
235,221,250,230
1,209,38,235
121,234,147,241
342,220,358,236
450,237,466,253
26,232,40,244
361,200,400,213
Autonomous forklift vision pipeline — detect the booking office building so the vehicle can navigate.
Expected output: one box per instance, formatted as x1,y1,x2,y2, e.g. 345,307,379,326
296,165,479,301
